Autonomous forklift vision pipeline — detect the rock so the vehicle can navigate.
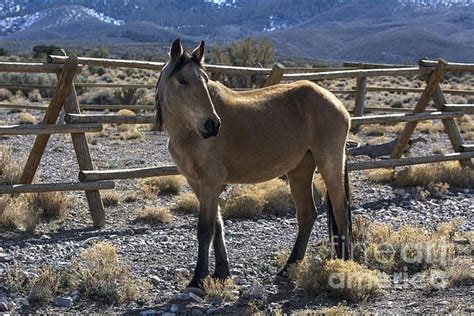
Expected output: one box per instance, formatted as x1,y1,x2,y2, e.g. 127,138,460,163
54,296,73,308
248,284,265,300
210,297,223,306
0,302,9,312
149,275,162,285
188,292,204,303
406,302,419,308
170,304,180,313
40,234,51,241
191,309,204,316
174,293,190,301
140,309,158,316
18,298,29,306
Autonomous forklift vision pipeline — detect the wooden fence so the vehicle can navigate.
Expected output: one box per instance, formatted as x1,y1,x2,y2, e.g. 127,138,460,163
0,53,473,227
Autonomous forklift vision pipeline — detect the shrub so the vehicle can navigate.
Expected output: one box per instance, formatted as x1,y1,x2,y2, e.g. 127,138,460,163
202,277,239,303
78,89,118,105
0,88,12,101
291,258,383,302
26,192,67,220
0,146,23,185
27,267,60,304
134,207,173,225
173,192,199,213
139,176,183,196
446,257,473,286
101,190,120,207
222,179,293,218
28,89,42,102
16,112,36,124
0,196,38,233
74,242,147,304
352,216,459,273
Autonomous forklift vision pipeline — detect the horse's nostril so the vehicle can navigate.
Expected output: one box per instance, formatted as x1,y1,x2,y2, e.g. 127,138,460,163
203,118,220,137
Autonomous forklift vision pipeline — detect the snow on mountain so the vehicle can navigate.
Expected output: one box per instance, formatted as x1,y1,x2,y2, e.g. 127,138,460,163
0,5,123,34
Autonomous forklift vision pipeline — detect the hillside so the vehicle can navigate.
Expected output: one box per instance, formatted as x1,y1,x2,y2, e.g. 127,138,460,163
0,0,473,62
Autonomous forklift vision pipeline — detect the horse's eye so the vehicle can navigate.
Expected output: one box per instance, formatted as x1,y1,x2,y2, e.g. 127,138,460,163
177,77,188,85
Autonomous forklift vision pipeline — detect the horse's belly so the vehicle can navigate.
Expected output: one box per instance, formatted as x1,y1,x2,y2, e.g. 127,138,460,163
223,146,308,184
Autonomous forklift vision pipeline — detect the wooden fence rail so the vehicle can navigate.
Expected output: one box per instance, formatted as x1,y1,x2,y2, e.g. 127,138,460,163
1,55,473,227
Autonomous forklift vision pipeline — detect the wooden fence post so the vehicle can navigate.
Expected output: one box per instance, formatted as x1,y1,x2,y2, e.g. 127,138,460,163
353,76,367,117
20,56,78,184
263,63,285,87
390,60,447,159
430,85,472,168
55,50,107,227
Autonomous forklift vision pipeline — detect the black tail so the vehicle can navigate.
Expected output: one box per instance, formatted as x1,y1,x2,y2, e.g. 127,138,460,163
326,159,352,259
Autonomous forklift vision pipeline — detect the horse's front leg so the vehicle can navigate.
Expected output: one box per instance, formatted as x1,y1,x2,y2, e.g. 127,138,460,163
188,183,221,289
212,210,230,280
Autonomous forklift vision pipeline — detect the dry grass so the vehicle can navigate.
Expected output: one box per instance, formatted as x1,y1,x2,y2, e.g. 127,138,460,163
139,176,184,196
0,196,38,233
417,121,444,134
222,179,293,218
202,277,239,303
119,126,141,140
352,216,459,273
291,258,383,302
16,112,36,125
173,192,199,213
360,123,404,136
134,207,173,225
445,256,473,286
117,109,136,116
26,192,68,220
0,146,23,185
393,162,473,188
101,190,121,207
74,242,148,304
27,267,60,304
365,162,473,193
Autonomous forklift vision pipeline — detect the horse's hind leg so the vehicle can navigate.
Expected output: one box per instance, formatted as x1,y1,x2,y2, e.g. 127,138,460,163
314,149,351,260
278,151,317,276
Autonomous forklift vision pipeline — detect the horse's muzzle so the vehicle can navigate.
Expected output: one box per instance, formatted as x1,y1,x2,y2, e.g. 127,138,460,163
201,118,221,138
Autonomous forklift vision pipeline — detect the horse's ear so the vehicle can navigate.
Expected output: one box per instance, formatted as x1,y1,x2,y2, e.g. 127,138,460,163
170,38,183,62
192,41,205,63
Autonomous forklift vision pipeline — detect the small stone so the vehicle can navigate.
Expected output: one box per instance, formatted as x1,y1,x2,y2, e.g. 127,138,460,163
248,284,265,300
170,304,179,313
18,298,29,306
191,309,203,316
174,293,190,301
0,302,9,312
210,297,223,306
406,302,419,308
188,292,204,303
54,296,73,308
149,275,162,285
140,309,158,316
40,234,51,240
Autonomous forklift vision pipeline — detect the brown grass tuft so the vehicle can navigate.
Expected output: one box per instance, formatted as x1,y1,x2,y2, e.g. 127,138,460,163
134,207,173,225
101,190,121,207
352,216,459,273
0,196,38,233
445,256,473,286
117,109,136,116
291,258,383,302
74,242,148,303
27,267,60,304
26,192,67,220
16,112,36,125
0,146,23,185
222,179,293,218
173,192,199,213
202,277,239,303
139,176,183,196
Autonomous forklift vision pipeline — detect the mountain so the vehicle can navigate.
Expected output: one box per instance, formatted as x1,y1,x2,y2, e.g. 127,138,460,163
0,0,473,63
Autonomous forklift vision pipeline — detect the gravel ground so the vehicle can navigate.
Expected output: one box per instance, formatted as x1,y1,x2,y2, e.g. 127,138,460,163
0,109,473,314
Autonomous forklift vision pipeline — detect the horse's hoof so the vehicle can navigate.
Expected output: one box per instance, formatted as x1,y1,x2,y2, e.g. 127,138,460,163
184,287,204,297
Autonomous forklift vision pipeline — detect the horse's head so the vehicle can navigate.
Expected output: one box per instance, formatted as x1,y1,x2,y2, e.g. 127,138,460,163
156,39,221,139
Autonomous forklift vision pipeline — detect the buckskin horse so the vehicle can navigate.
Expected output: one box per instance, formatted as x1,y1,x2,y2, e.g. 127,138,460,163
155,39,352,289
